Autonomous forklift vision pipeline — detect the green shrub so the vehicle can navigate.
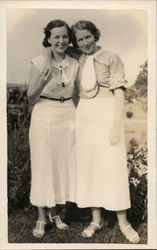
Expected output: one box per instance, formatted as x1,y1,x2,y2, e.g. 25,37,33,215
127,138,147,223
125,61,147,106
8,126,31,213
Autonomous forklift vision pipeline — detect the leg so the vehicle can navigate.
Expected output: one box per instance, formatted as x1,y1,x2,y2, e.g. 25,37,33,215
38,207,47,222
116,210,140,243
92,207,103,224
33,207,47,238
82,207,103,238
48,206,69,230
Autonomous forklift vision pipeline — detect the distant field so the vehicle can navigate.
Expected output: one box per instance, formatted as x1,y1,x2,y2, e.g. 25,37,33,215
125,101,147,120
124,101,147,148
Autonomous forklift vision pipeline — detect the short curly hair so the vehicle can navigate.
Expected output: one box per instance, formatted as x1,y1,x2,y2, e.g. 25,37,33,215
71,20,101,48
42,19,71,47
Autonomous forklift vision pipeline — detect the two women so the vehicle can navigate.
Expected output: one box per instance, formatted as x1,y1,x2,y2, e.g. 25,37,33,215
28,19,140,243
27,20,79,238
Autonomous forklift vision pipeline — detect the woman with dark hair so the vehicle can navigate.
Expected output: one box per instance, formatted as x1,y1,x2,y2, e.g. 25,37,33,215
71,20,140,243
27,19,79,238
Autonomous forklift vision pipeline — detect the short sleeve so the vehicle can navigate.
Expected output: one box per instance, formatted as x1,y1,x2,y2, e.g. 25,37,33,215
30,55,45,73
109,54,127,91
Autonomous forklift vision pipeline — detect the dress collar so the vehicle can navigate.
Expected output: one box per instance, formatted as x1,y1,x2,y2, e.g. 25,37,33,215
51,54,70,69
81,46,104,62
93,46,104,59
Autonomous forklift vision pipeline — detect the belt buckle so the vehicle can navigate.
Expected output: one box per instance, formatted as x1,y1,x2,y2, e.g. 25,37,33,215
60,96,65,103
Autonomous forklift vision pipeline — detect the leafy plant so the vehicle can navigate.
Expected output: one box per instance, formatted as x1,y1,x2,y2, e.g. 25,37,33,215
8,126,31,213
7,87,31,213
127,138,147,224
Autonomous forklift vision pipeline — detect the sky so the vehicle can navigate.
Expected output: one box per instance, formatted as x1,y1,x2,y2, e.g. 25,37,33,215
7,8,147,86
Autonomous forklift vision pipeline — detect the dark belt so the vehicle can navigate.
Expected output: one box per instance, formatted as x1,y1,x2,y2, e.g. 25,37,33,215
40,95,72,103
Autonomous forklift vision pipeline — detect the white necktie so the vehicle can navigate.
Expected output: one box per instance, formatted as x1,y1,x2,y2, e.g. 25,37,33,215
58,65,70,87
81,55,98,98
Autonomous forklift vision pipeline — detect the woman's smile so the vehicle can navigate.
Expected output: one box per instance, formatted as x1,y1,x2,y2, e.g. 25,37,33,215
49,26,69,55
75,29,97,55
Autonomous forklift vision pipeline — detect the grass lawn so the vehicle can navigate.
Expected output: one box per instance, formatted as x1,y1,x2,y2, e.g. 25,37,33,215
8,208,147,244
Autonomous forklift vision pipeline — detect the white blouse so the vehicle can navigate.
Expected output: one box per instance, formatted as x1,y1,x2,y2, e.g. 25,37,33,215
76,48,128,98
31,54,79,98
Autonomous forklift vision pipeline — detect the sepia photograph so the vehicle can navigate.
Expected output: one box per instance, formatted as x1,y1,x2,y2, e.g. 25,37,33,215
0,0,156,249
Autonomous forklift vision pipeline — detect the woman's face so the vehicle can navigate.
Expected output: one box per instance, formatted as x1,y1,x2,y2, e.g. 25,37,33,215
75,29,97,55
49,26,69,55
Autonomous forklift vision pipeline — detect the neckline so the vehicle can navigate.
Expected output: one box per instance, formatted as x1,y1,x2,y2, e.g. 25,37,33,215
51,54,69,68
83,46,103,59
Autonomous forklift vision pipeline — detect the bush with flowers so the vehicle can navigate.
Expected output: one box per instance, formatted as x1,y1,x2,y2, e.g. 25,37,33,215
127,138,147,223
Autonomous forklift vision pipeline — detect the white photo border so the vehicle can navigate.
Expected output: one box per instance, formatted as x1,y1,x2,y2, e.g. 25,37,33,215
0,0,156,249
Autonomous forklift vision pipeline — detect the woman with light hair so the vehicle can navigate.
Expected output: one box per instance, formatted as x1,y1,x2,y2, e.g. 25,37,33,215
71,20,140,243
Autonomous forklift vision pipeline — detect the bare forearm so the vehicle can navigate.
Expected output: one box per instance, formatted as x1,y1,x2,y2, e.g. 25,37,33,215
110,88,124,145
27,64,52,104
27,77,46,103
113,88,124,121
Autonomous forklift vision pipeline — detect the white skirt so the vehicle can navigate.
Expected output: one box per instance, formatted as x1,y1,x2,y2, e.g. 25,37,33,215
75,97,131,210
29,99,76,207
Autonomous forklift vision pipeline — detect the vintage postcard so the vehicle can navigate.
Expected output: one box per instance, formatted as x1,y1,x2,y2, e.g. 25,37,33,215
0,0,156,249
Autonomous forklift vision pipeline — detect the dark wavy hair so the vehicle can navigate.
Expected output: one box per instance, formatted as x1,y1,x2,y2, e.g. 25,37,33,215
42,20,71,47
71,20,101,48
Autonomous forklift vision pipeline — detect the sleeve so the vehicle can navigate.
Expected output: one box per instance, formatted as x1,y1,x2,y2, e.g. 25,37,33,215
30,56,45,74
109,54,128,91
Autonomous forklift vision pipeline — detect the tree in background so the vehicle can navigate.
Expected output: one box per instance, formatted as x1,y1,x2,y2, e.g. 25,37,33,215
134,60,147,98
125,60,148,103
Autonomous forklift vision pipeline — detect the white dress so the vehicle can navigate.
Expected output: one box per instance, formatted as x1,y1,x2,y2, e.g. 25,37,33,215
75,49,131,210
75,97,130,210
29,55,79,207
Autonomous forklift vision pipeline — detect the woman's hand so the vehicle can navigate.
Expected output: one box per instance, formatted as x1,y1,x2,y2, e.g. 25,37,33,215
40,68,52,85
27,65,52,104
109,120,121,145
78,54,86,65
